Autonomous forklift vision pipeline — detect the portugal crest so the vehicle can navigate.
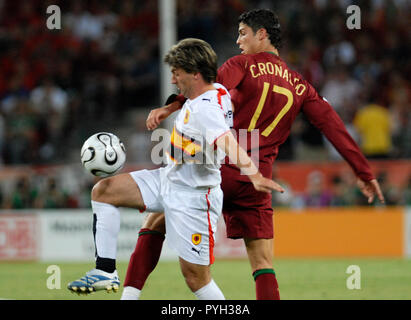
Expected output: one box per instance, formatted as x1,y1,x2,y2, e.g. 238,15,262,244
192,233,201,245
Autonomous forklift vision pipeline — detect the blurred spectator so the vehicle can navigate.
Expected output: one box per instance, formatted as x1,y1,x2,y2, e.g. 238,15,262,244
353,101,392,159
323,37,357,68
127,112,156,164
374,171,402,206
64,0,105,41
34,177,67,208
4,176,38,209
330,175,351,207
294,114,328,161
320,66,361,113
271,167,294,207
30,77,68,144
30,77,68,116
0,69,31,115
2,98,46,164
389,73,411,158
118,47,159,109
301,171,332,207
353,53,381,85
178,0,220,47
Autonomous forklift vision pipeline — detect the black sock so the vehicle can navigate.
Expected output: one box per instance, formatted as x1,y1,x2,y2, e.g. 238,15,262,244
96,256,116,273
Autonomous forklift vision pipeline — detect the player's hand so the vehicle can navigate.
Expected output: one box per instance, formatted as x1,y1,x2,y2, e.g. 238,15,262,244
146,107,171,130
250,173,285,194
357,178,385,204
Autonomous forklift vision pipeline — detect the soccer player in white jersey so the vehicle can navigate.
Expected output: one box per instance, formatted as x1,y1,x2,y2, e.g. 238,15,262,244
67,38,284,299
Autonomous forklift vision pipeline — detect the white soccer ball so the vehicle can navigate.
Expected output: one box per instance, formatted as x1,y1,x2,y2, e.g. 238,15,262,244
80,132,126,177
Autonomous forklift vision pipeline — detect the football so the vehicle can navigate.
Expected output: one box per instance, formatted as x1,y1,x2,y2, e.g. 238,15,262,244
80,132,126,177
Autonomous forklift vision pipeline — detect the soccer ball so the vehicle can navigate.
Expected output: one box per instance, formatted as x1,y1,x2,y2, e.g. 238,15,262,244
80,132,126,177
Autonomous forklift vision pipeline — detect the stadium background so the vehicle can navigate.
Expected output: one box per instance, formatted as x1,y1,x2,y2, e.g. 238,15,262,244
0,0,410,300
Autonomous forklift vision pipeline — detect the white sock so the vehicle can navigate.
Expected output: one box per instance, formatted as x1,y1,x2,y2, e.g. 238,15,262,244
194,279,225,300
121,286,141,300
92,200,120,259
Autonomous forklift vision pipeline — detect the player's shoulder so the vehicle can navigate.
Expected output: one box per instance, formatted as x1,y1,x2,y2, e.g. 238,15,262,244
192,85,230,112
213,83,230,97
223,54,249,67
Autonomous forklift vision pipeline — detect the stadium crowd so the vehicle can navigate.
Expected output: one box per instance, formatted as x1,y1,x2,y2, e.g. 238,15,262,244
0,0,410,209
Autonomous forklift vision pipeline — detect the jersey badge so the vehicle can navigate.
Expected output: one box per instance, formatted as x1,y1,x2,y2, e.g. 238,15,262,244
184,109,190,124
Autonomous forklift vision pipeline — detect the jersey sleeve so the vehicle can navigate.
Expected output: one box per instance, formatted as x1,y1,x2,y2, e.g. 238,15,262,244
301,84,374,181
217,55,247,90
196,103,230,145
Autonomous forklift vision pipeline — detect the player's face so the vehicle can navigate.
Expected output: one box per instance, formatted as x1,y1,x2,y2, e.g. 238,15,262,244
236,22,260,54
171,67,193,97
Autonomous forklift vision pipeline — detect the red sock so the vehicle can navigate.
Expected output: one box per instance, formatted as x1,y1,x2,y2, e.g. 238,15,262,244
123,228,165,290
253,268,280,300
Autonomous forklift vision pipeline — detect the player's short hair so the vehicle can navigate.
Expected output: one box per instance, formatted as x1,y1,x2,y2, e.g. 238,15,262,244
164,38,217,83
238,9,282,49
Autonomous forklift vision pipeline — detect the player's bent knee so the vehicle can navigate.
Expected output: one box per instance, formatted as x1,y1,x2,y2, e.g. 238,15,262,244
91,177,113,202
143,213,166,233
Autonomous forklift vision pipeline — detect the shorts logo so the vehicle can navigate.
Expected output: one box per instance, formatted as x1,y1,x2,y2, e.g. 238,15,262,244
184,110,190,124
192,233,201,245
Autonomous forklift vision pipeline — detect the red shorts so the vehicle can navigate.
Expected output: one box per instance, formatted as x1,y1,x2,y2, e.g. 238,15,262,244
221,165,274,239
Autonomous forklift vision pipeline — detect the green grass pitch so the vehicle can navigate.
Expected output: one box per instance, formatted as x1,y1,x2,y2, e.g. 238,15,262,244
0,258,410,300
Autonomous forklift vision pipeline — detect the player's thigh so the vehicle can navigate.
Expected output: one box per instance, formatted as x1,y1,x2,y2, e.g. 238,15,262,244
92,173,145,209
223,177,274,239
142,212,166,233
244,238,274,270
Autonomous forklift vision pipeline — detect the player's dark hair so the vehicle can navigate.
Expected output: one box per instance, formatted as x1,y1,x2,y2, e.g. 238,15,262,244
238,9,282,49
164,38,217,83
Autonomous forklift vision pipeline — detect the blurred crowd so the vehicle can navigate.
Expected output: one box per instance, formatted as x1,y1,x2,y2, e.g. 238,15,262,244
272,170,411,209
1,165,411,209
0,0,410,209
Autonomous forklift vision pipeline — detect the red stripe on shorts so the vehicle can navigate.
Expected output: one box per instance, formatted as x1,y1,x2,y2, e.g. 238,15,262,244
205,188,215,265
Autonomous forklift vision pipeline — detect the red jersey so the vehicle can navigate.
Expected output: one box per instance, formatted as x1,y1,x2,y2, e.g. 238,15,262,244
217,52,374,182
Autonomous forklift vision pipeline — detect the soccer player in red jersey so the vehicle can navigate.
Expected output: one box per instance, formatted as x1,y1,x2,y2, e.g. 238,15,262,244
121,9,385,300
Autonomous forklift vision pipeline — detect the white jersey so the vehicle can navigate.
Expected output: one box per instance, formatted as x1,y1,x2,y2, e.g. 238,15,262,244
164,83,233,189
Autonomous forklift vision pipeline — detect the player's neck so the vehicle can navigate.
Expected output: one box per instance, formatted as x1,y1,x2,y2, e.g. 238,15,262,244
261,45,278,56
266,49,279,56
255,41,279,56
188,83,215,100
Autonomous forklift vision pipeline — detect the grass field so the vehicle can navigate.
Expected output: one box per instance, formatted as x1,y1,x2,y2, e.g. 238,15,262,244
1,258,410,300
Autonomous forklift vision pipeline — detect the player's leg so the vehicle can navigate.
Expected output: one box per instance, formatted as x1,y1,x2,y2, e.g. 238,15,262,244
164,185,225,299
179,258,225,300
221,176,280,300
68,170,158,294
121,212,166,300
244,237,280,300
91,173,146,273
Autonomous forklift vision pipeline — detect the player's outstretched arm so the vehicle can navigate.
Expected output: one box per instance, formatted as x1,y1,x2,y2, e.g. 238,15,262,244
146,101,182,130
215,131,285,194
357,178,385,204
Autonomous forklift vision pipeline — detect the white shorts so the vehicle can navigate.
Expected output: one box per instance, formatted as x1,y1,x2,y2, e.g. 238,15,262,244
130,167,223,266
